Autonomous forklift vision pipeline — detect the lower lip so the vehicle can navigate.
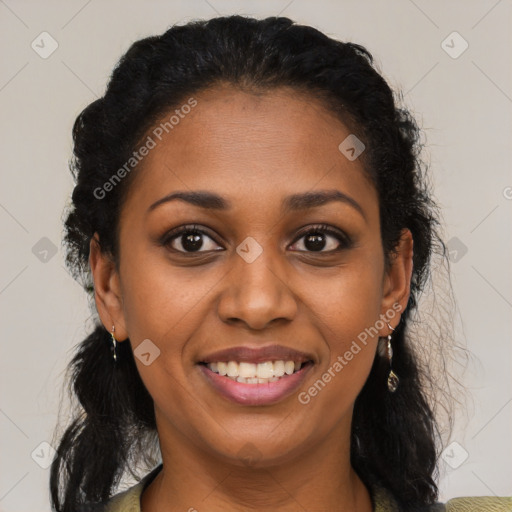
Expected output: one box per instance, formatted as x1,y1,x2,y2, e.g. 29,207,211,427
198,362,313,406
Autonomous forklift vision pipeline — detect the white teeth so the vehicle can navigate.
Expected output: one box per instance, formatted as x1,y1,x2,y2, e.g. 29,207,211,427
256,361,274,379
273,360,285,377
217,361,228,376
284,361,295,375
205,359,305,382
227,361,238,377
239,362,257,378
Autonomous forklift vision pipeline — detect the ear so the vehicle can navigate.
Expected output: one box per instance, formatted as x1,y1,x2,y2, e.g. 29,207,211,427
379,228,414,335
89,233,128,341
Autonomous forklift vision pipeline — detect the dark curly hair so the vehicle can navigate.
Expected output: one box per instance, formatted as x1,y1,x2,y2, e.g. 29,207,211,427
50,14,462,512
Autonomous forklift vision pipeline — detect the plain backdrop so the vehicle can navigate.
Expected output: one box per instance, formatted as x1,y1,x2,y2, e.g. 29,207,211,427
0,1,511,510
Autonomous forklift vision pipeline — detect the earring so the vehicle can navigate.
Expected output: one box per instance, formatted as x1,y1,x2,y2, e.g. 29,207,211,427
110,325,117,363
386,323,399,392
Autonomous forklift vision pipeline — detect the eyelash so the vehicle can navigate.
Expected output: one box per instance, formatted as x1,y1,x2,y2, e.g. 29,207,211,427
160,223,353,255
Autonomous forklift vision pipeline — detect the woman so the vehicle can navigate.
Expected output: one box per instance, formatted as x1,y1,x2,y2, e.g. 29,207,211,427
49,15,511,512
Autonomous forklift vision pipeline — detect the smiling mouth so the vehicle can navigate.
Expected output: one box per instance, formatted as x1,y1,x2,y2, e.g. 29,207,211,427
198,359,314,406
198,360,313,384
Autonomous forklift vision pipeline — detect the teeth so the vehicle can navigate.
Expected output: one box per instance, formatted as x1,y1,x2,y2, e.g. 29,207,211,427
227,361,238,377
206,359,304,381
257,361,274,379
284,361,295,375
273,360,285,377
239,362,257,378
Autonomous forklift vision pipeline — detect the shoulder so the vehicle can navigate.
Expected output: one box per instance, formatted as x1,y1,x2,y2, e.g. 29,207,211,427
444,495,512,511
371,484,511,512
79,475,511,512
424,495,512,512
77,463,164,512
75,485,142,512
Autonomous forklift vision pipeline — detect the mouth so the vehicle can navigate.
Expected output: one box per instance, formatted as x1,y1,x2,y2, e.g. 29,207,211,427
196,345,315,405
200,359,310,383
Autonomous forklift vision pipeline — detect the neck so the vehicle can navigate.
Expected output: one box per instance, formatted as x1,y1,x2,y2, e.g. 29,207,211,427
141,415,373,512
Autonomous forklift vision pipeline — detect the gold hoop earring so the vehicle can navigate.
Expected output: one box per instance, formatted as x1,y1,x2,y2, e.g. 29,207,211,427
386,323,399,392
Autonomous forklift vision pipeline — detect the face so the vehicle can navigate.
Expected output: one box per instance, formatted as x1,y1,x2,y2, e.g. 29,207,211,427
90,84,412,468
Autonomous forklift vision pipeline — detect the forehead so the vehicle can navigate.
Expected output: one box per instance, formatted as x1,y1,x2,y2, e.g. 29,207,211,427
121,84,377,219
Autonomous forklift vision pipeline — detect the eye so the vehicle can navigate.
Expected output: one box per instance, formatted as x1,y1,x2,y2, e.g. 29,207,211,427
160,223,352,255
289,224,352,253
161,224,223,254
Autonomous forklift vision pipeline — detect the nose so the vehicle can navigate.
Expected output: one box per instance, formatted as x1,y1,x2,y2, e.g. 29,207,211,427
216,244,298,330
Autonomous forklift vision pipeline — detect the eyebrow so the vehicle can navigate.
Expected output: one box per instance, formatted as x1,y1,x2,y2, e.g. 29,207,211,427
147,189,366,220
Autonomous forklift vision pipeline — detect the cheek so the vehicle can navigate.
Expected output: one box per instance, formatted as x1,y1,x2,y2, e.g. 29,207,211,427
298,284,380,425
300,254,383,400
118,247,229,404
306,254,384,344
119,246,216,345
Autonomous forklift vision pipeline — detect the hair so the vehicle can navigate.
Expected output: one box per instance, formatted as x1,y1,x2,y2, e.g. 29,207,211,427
50,14,464,512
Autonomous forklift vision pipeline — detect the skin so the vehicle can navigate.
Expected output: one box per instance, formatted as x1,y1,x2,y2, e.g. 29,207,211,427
89,84,413,512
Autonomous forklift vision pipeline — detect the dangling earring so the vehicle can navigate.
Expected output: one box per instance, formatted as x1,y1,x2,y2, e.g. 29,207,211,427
110,325,117,363
386,323,399,392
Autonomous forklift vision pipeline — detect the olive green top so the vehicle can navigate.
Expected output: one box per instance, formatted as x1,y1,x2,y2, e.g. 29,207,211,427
91,464,511,511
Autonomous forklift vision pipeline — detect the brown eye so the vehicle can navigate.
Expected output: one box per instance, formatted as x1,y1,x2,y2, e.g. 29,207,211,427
161,225,223,253
290,224,352,253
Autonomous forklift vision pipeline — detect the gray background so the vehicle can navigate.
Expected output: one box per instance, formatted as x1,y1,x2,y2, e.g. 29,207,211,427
0,0,511,510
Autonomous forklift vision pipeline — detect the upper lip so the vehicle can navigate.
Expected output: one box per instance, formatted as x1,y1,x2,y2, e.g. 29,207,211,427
199,344,315,364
